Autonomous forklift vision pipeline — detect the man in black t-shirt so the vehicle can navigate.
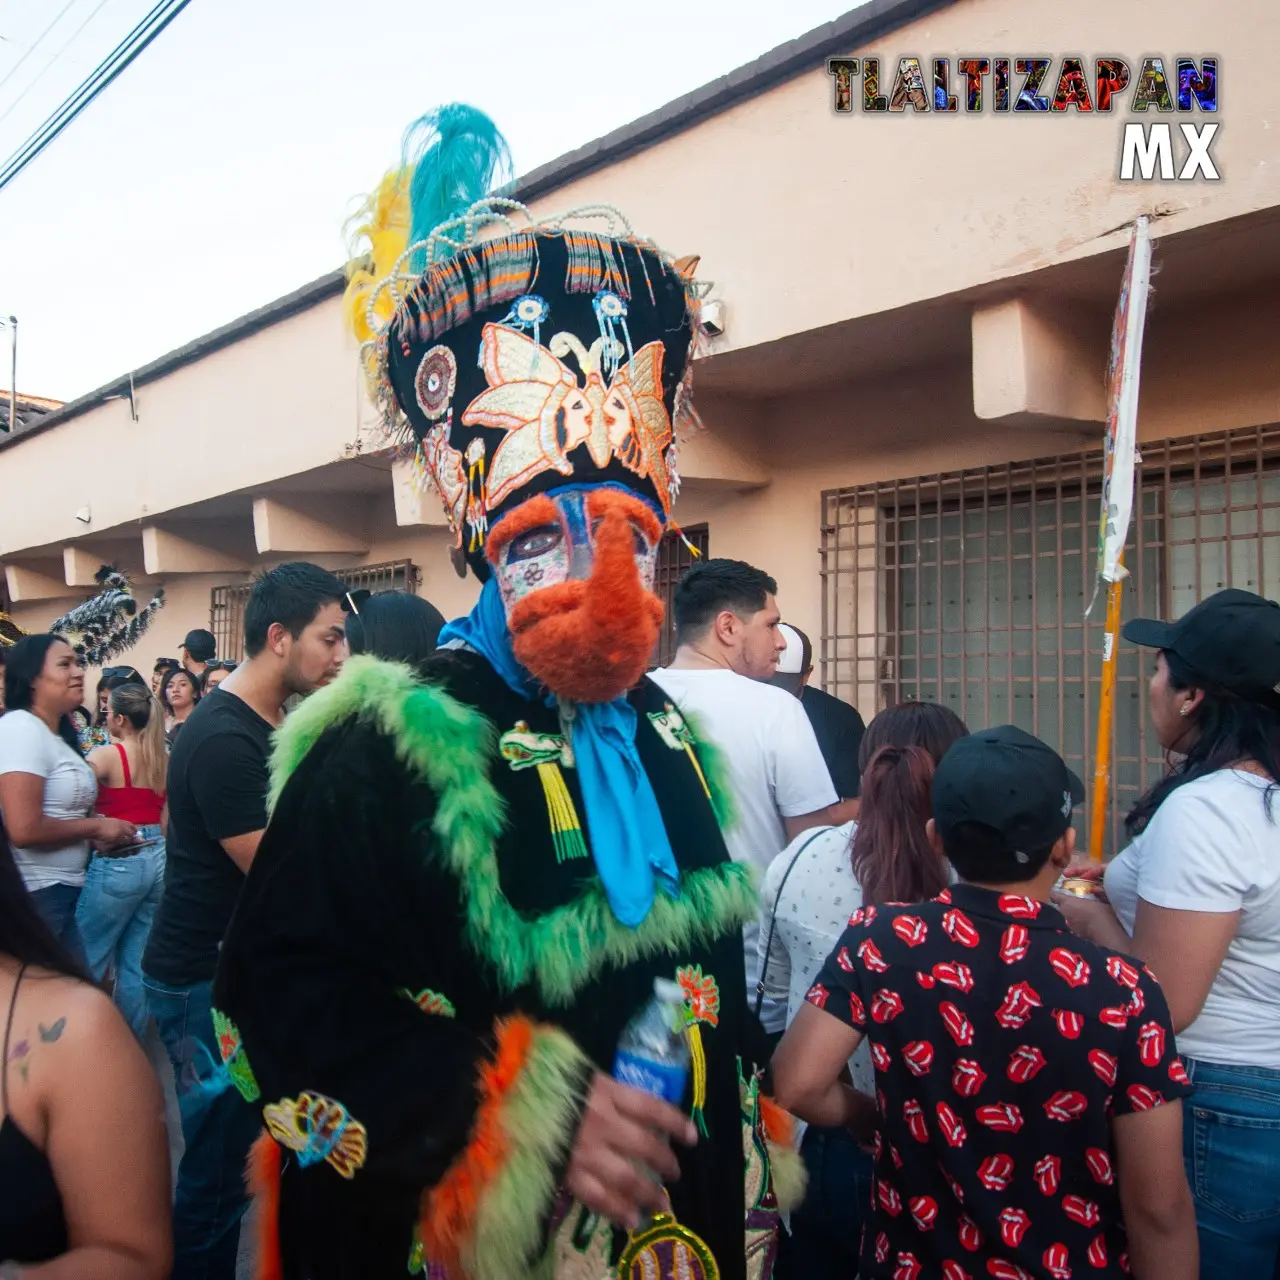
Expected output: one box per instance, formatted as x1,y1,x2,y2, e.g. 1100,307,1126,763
770,622,865,822
773,726,1199,1280
143,562,349,1280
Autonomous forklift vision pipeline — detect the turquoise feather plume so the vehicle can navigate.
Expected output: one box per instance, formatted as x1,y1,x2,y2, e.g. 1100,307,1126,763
402,104,514,268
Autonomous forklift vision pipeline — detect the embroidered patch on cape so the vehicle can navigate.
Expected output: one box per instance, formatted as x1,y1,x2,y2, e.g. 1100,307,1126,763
262,1091,369,1179
210,1007,261,1103
616,1212,720,1280
677,965,719,1137
499,721,587,863
403,988,457,1018
649,704,714,804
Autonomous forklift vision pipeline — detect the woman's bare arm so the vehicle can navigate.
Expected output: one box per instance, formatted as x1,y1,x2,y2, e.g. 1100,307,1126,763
23,984,172,1280
0,774,108,849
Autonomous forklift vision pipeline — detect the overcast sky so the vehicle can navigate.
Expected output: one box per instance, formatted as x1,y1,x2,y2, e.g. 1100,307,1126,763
0,0,859,402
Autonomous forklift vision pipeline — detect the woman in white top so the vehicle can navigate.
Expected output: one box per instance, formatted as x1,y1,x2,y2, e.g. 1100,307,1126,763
1055,589,1280,1278
0,637,137,963
760,700,968,1280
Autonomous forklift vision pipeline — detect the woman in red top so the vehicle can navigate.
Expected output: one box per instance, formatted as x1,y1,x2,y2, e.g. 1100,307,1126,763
74,684,167,1042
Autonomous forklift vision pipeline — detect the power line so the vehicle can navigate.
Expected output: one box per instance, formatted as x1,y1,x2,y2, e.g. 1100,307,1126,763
0,0,81,96
0,0,112,131
0,0,193,194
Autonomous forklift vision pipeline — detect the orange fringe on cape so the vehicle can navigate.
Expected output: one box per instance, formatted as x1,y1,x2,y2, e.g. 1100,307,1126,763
418,1014,537,1273
247,1130,283,1280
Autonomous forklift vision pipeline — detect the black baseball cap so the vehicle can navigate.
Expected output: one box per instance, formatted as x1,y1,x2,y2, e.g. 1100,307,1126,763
181,629,217,662
933,726,1084,877
1123,588,1280,703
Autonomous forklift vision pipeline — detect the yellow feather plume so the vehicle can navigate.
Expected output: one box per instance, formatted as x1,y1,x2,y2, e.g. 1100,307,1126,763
342,168,412,344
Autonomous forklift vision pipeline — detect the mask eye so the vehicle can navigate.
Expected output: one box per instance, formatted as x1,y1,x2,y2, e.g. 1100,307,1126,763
507,525,563,563
589,516,650,556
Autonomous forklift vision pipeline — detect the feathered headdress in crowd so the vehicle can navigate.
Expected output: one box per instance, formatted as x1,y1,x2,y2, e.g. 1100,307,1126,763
50,566,165,666
0,613,29,648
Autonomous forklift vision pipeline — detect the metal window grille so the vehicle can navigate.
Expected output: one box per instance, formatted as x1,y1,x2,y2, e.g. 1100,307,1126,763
821,424,1280,853
651,524,710,667
210,559,420,663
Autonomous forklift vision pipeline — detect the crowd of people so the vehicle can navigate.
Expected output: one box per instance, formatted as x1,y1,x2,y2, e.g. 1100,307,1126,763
0,553,1274,1278
0,97,1276,1280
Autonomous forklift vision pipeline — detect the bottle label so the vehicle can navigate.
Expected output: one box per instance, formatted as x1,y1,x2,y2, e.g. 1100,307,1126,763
613,1050,688,1105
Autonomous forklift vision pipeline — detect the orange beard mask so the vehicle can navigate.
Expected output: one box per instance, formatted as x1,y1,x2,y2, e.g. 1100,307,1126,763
490,488,664,704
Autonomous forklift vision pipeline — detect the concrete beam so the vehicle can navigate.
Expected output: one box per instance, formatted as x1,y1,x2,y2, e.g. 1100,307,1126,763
142,526,248,575
391,458,453,528
252,495,369,556
971,297,1107,426
6,562,74,603
677,427,770,492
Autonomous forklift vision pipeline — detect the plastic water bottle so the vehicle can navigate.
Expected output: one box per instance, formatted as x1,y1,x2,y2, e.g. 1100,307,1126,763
613,977,690,1105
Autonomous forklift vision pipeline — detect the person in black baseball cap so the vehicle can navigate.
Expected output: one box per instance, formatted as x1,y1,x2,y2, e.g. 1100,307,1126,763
930,724,1085,885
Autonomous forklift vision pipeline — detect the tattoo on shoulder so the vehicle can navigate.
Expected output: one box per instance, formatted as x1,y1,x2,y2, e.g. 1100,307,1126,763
38,1018,66,1043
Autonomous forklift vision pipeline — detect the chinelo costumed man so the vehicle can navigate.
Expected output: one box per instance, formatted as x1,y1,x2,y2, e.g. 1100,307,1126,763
212,104,802,1280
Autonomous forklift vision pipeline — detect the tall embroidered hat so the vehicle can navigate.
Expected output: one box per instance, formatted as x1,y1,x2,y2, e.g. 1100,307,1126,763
344,104,706,578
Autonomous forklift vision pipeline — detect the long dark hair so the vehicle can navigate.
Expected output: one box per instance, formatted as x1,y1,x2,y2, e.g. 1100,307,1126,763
160,666,201,716
3,635,82,755
0,810,91,981
1126,650,1280,835
851,702,969,905
345,591,445,671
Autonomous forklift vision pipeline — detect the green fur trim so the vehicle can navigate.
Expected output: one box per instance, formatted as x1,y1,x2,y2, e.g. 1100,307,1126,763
468,1024,590,1280
767,1139,808,1214
270,657,759,1005
681,708,739,833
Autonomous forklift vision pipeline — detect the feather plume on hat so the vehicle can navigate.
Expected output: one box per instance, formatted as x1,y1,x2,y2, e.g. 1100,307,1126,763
50,566,165,666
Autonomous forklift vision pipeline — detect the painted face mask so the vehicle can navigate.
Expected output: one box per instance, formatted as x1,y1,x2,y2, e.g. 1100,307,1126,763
487,485,664,703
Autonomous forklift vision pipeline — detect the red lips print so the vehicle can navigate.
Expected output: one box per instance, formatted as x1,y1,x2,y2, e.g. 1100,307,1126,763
1043,1090,1088,1122
1088,1048,1118,1086
904,1098,929,1143
953,1058,987,1098
835,946,854,972
877,1178,903,1216
1085,1147,1114,1185
1043,1243,1071,1279
1106,954,1140,989
1049,946,1091,988
1052,1008,1083,1039
977,1102,1025,1133
936,1101,967,1148
1008,1045,1047,1083
977,1153,1014,1191
893,914,928,947
870,1041,892,1073
1099,1005,1130,1029
941,1001,975,1046
942,908,980,947
1169,1058,1191,1087
942,1263,972,1280
999,1206,1031,1249
1033,1153,1061,1196
1126,1083,1163,1112
998,894,1041,919
933,961,976,993
875,1232,890,1264
986,1258,1033,1279
872,989,906,1023
859,938,890,973
996,981,1043,1029
848,905,877,927
805,983,829,1010
1063,1194,1101,1228
958,1215,984,1251
849,990,866,1025
903,1040,935,1076
1087,1235,1108,1268
1137,1021,1166,1068
894,1254,922,1280
909,1195,939,1231
999,924,1030,965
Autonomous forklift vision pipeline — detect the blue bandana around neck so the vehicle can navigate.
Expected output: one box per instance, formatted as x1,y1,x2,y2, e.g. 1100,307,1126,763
438,578,680,927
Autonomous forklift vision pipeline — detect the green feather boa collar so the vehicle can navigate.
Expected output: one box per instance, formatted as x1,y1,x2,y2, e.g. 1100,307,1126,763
270,656,758,1007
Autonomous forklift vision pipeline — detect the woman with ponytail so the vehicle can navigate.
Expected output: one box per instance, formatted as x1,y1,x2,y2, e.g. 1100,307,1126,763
764,701,968,1280
75,683,168,1041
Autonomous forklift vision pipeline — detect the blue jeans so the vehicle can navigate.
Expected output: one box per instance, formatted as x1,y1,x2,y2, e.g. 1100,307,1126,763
29,882,88,969
143,974,261,1280
1183,1056,1280,1279
774,1126,875,1279
76,831,165,1041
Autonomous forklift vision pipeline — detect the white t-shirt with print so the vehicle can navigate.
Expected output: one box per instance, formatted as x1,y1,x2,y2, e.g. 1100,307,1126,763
0,709,98,890
1105,769,1280,1067
648,667,839,1001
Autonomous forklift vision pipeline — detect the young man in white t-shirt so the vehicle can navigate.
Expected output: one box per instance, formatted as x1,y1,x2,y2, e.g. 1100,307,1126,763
650,559,837,1012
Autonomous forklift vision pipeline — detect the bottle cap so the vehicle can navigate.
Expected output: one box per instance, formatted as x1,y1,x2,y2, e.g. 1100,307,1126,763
653,978,684,1005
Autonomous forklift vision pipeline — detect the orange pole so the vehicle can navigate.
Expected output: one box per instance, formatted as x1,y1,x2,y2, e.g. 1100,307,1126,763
1088,574,1125,861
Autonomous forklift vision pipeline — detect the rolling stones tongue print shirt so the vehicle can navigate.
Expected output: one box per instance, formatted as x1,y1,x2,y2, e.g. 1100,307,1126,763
807,884,1191,1280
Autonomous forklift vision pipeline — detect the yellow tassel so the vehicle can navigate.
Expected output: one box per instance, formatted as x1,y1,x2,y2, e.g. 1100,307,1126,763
682,743,711,802
536,762,587,863
688,1024,709,1137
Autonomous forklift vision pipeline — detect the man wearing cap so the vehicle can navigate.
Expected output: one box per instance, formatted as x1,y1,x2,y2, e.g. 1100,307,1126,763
773,725,1199,1279
769,622,865,824
180,628,217,682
